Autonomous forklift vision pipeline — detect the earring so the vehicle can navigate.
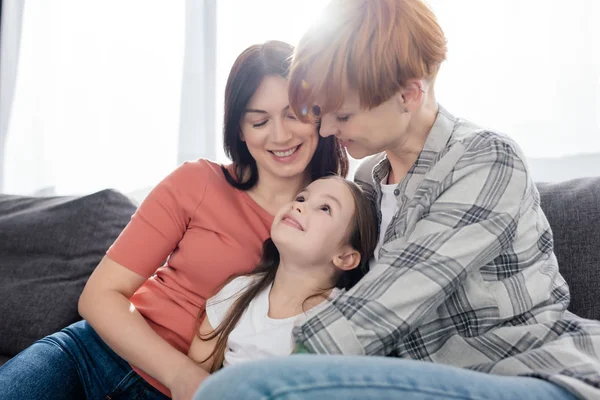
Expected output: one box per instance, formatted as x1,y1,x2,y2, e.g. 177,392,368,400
404,108,409,113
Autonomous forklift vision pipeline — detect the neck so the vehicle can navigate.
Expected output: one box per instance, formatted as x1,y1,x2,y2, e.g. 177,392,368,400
248,169,310,216
386,97,438,184
267,256,337,319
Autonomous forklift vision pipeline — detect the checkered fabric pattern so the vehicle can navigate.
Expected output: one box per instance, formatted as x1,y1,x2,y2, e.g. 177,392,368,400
293,106,600,399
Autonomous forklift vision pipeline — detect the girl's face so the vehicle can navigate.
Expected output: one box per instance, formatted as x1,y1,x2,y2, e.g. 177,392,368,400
240,76,319,183
271,178,357,266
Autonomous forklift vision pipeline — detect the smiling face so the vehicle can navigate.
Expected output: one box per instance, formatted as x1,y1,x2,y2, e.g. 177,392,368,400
317,88,409,160
270,177,357,266
240,76,319,183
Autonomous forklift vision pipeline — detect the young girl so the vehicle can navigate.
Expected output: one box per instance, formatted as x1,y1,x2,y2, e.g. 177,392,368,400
188,176,377,372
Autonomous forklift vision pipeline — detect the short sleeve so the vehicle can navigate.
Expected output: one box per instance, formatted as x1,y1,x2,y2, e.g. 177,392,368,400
205,276,256,328
106,160,210,278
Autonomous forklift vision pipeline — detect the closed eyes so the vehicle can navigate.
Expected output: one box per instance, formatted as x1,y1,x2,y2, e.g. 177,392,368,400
252,120,268,128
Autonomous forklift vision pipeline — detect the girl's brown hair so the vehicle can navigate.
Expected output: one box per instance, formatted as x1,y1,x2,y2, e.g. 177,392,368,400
288,0,448,119
221,40,349,190
197,176,377,371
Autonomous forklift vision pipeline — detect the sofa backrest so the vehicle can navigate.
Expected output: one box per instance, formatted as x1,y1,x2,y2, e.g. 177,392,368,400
0,189,136,359
537,177,600,321
0,179,597,365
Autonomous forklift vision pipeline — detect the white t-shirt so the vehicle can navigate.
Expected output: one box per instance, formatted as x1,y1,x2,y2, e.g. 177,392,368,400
205,275,340,367
370,175,399,269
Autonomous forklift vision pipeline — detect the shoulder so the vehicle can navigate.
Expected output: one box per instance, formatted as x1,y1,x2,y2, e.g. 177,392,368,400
354,153,386,186
209,275,258,305
166,158,225,187
449,119,527,165
134,159,222,217
206,275,260,328
162,159,238,208
435,120,531,206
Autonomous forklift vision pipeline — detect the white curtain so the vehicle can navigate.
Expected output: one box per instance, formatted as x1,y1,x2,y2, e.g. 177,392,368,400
178,0,217,165
430,0,600,181
1,1,208,198
0,0,25,193
1,1,598,198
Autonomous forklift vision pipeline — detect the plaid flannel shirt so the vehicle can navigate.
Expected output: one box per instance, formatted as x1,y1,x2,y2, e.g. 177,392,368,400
293,106,600,399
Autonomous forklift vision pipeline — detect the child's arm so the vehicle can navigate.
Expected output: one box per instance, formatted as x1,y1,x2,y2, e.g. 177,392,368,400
188,314,220,373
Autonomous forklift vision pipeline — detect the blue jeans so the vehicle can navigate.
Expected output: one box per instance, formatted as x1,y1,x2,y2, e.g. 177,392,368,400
0,320,169,400
194,355,578,400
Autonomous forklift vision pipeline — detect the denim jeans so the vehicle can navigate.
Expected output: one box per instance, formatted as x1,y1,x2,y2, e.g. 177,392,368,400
0,320,169,400
194,355,578,400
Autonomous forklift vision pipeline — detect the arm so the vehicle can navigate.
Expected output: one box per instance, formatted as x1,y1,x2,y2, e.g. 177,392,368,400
79,161,211,396
188,315,220,372
79,257,209,390
293,138,529,356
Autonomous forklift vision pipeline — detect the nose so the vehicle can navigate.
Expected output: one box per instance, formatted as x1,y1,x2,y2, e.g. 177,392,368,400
318,114,338,138
293,201,304,214
271,117,293,144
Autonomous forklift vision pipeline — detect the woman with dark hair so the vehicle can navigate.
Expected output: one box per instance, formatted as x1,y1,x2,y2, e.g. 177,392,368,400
0,40,348,400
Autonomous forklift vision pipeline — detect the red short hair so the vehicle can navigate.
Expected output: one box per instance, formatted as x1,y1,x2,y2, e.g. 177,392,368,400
289,0,447,119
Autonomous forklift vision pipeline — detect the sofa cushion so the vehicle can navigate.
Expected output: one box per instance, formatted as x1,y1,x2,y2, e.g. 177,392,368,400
0,190,136,358
537,177,600,320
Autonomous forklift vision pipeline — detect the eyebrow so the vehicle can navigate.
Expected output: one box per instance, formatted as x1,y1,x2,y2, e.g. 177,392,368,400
323,194,342,209
245,105,290,114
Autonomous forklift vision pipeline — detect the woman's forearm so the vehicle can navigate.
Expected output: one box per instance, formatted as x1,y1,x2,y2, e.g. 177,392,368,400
78,256,208,392
79,287,201,389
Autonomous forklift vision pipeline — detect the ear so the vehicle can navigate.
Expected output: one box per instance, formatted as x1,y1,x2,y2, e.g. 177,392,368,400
332,248,361,271
395,79,424,113
239,129,245,142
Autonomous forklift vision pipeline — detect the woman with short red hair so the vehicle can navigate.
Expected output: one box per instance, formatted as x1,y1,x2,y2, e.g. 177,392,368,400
194,1,600,399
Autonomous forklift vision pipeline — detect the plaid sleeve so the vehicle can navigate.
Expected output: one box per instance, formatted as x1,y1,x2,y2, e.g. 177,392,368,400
293,137,528,356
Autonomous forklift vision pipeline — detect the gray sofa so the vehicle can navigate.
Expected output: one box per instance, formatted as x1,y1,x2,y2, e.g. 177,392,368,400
0,190,136,366
0,178,599,366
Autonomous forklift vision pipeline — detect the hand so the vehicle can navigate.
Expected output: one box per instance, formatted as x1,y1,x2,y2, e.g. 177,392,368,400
292,341,312,354
168,359,210,400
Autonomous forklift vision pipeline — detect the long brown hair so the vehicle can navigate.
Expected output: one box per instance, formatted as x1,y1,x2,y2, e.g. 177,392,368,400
197,176,377,371
221,40,349,190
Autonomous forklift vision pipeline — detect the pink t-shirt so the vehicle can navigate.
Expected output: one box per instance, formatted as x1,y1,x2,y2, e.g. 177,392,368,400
106,159,273,396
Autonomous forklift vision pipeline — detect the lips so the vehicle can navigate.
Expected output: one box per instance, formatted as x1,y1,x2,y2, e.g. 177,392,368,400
270,144,301,157
281,214,304,231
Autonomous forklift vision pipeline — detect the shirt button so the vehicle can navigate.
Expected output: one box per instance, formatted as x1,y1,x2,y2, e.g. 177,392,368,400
393,189,400,196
